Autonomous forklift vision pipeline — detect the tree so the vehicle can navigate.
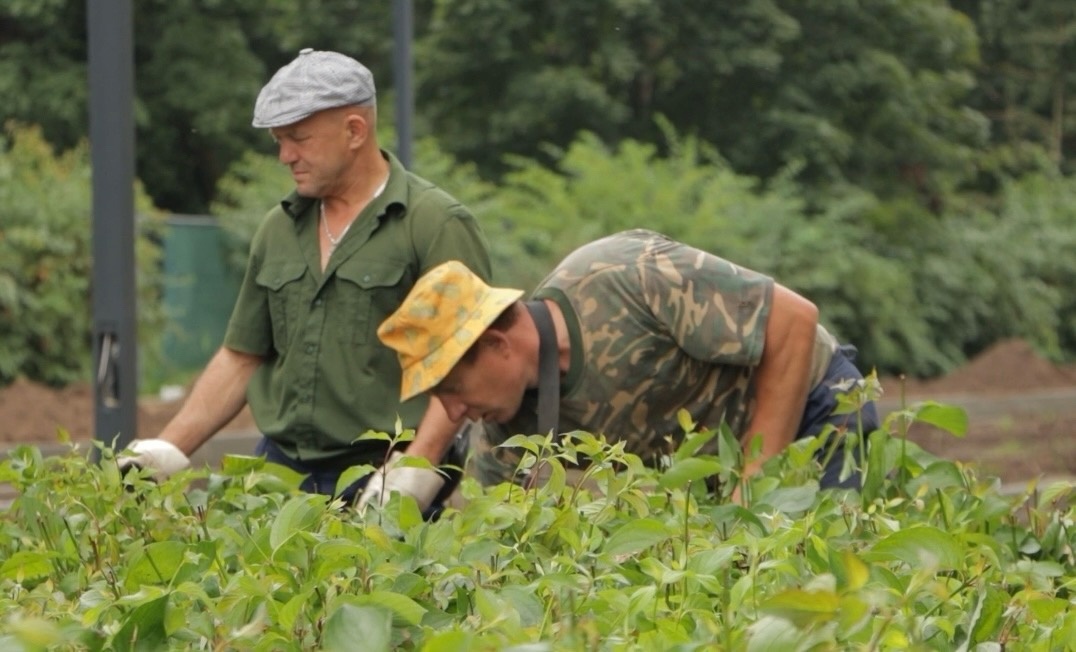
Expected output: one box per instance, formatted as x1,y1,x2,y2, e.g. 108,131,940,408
0,0,406,214
0,124,164,387
419,0,987,206
955,0,1076,187
0,1,89,154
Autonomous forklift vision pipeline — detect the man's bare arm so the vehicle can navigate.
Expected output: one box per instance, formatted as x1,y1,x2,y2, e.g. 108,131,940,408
406,395,466,463
739,283,820,478
157,346,263,456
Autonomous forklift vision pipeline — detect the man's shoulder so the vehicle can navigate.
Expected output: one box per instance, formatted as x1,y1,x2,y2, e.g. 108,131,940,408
403,176,470,218
542,229,659,285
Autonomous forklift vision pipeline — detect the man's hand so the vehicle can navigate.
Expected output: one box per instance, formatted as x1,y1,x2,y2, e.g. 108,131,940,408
118,439,191,482
356,451,445,512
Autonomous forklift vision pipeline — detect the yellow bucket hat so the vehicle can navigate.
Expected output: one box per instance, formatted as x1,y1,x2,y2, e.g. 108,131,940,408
378,261,524,401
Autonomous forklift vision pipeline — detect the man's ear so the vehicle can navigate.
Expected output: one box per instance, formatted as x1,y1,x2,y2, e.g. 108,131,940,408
477,329,511,356
344,112,370,149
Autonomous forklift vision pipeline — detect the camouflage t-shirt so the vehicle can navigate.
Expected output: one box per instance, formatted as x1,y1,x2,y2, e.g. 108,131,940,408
474,228,837,484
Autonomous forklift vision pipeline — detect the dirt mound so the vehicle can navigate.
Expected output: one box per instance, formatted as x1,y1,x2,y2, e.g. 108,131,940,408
0,378,96,443
918,338,1076,395
879,338,1076,398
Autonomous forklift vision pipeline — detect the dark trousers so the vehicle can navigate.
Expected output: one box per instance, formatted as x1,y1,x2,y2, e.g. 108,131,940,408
796,345,880,489
254,434,467,520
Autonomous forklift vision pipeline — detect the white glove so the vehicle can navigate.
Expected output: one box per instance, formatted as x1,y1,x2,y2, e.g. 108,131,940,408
118,439,191,482
357,451,445,512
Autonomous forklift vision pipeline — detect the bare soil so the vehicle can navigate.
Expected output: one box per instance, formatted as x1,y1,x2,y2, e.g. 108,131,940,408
0,379,256,445
877,338,1076,485
1,338,1074,485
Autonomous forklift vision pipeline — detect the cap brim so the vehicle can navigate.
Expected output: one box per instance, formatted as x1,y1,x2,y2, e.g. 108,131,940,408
397,287,524,401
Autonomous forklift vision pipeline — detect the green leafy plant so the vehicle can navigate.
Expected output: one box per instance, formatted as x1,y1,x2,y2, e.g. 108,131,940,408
2,384,1074,650
0,123,165,388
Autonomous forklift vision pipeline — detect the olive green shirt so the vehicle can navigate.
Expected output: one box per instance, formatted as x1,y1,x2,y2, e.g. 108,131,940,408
224,151,491,465
475,229,836,483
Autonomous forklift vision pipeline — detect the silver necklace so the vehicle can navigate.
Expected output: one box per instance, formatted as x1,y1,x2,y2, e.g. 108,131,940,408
321,176,389,253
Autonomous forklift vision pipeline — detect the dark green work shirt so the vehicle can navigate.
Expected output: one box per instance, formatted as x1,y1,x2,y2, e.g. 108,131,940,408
223,151,491,465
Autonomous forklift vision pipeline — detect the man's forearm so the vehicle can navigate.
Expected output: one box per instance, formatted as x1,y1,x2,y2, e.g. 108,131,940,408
158,347,262,456
406,396,466,464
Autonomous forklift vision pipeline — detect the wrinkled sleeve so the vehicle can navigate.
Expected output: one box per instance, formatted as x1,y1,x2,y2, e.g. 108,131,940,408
223,221,273,356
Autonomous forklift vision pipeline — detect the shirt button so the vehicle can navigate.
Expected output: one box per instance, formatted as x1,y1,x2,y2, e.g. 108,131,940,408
306,344,316,354
314,298,323,306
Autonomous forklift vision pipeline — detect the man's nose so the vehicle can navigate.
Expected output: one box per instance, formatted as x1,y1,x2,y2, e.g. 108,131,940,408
440,396,469,422
277,141,297,164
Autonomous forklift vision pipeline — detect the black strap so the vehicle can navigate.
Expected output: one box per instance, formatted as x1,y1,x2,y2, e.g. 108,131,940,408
525,300,560,436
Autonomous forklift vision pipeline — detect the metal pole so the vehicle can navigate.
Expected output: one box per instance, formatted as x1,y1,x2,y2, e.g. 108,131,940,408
392,0,414,167
88,0,139,452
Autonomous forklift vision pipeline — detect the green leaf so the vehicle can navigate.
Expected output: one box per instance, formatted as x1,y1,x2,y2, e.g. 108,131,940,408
110,595,168,652
269,495,322,551
673,425,717,462
499,434,542,455
756,482,819,514
0,551,53,582
905,460,966,494
864,525,962,570
746,615,801,651
124,541,186,591
604,518,672,557
967,586,1005,645
335,463,375,498
658,458,724,489
706,504,769,536
259,461,310,488
832,549,870,592
350,591,427,626
218,454,265,475
474,587,516,629
276,590,314,634
911,401,967,436
322,604,391,652
355,429,394,443
418,631,475,652
499,586,545,628
686,547,737,576
760,589,840,627
314,539,373,569
1,616,63,648
676,408,698,437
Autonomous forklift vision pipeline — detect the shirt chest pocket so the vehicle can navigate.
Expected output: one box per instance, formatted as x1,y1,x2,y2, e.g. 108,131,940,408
335,261,410,345
255,262,307,354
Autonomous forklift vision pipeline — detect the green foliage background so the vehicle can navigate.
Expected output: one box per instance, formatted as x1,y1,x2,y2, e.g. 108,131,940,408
1,0,1075,384
0,125,165,387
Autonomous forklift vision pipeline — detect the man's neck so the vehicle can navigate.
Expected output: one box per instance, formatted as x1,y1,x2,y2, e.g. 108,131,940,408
322,153,390,217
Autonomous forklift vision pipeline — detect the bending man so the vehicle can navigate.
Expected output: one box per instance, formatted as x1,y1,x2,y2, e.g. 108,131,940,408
377,229,879,498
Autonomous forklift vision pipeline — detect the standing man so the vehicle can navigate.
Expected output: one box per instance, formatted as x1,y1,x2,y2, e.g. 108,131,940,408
377,229,879,498
123,49,490,515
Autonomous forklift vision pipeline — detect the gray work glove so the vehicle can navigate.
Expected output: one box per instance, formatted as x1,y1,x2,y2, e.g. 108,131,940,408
356,451,445,512
118,439,191,482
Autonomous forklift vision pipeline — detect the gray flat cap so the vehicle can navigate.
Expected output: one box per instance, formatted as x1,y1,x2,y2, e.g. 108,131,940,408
252,48,376,128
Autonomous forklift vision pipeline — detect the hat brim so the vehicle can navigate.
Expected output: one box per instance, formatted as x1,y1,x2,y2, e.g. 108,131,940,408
397,287,524,402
